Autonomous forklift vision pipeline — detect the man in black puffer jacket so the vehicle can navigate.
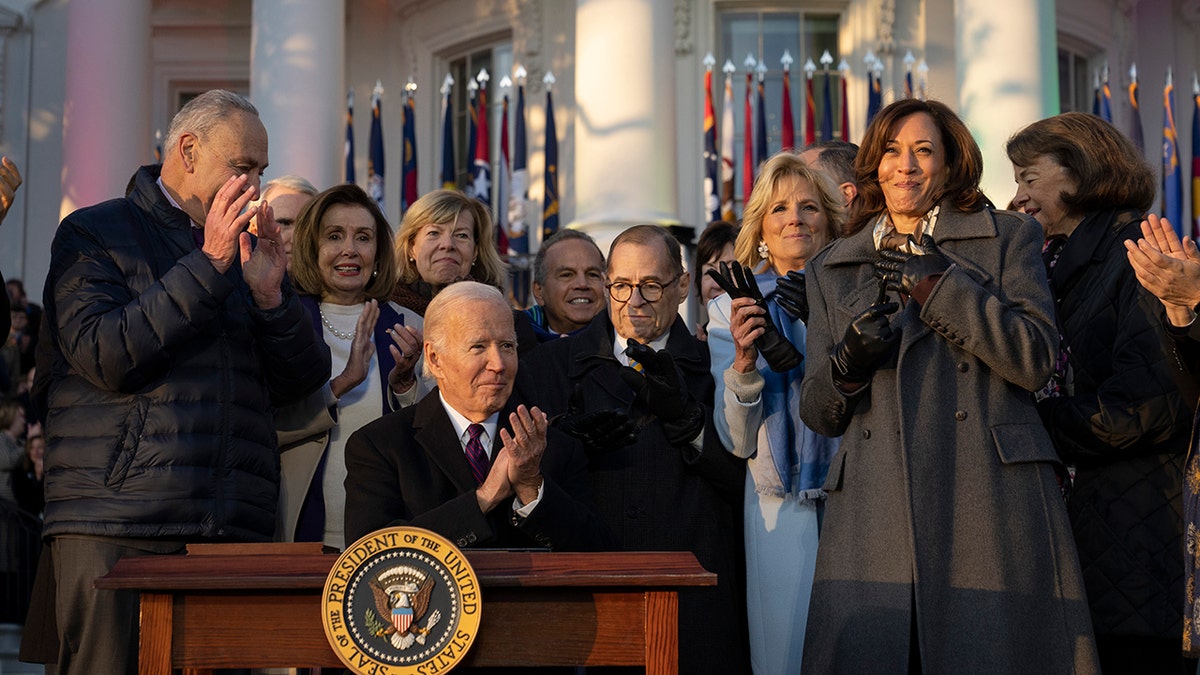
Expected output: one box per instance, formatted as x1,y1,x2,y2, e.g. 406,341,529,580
29,90,329,674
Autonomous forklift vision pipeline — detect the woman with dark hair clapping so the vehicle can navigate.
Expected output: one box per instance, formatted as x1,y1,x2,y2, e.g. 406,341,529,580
1009,112,1195,673
799,99,1098,674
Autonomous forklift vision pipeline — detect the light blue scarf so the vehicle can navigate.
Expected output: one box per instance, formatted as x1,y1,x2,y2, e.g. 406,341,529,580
757,273,838,501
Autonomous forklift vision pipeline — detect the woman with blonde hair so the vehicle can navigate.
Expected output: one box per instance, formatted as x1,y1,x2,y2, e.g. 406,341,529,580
390,189,507,316
706,151,843,673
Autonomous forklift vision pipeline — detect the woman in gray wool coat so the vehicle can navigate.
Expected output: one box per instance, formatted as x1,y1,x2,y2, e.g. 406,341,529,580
798,98,1099,674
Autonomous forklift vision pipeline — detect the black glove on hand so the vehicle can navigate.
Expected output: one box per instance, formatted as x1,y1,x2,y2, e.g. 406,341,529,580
830,286,901,385
705,261,804,372
875,234,951,297
774,270,809,323
619,340,705,445
551,384,639,454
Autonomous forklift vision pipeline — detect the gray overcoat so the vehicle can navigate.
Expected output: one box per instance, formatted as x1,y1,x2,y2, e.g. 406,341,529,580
799,204,1100,674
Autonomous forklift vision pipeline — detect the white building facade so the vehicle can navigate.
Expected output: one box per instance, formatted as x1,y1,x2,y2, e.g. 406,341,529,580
0,0,1196,304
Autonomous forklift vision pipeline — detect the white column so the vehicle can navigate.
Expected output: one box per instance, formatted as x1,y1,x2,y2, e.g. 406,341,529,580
572,0,678,252
61,0,151,218
955,0,1057,205
251,0,344,191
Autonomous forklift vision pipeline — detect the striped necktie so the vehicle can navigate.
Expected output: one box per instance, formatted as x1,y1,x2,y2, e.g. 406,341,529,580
629,359,644,373
464,423,490,485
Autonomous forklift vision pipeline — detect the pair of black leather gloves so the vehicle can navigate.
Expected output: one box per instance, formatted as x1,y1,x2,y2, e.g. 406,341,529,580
833,234,951,386
552,340,707,452
706,261,806,372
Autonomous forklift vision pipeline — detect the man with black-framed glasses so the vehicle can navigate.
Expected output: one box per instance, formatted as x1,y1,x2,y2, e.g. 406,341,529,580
516,224,750,674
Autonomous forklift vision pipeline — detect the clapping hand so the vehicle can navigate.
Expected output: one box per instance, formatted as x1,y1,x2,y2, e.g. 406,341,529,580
706,261,803,372
386,323,423,394
500,405,549,505
830,279,900,386
241,200,286,309
774,270,809,323
619,340,705,445
202,174,259,274
330,300,378,398
550,384,638,454
875,234,950,300
1124,214,1200,326
0,157,22,226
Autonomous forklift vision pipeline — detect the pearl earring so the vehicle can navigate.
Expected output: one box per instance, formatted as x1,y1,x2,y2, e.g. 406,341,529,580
758,239,770,260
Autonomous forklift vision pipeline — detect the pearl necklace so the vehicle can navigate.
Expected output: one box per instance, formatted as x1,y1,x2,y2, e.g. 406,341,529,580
319,307,356,340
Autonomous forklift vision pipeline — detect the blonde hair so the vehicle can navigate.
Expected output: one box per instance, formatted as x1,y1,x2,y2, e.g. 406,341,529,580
393,189,507,289
735,152,845,268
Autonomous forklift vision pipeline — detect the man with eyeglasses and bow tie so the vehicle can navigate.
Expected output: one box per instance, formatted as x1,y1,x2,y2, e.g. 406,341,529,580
516,224,750,675
343,281,612,553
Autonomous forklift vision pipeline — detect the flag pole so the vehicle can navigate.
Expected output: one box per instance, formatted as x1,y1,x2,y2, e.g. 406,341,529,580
781,50,795,151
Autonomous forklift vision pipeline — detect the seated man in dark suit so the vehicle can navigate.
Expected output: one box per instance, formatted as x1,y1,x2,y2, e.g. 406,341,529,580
344,281,613,552
516,224,750,674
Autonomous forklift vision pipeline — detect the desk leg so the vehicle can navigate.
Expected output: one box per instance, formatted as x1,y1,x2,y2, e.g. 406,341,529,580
644,590,678,675
139,593,173,675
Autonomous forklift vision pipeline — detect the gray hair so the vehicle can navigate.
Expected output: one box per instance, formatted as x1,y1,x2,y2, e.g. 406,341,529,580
424,282,513,360
164,90,259,151
262,174,318,201
533,229,604,285
609,225,684,276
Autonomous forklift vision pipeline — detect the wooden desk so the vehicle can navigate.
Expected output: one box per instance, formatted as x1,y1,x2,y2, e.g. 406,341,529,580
95,547,715,674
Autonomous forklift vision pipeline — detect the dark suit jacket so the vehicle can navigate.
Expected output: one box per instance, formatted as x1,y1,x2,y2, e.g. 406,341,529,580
515,311,749,675
343,390,614,552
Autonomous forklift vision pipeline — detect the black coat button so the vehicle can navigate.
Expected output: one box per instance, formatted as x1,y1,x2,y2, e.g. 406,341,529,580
955,410,967,421
862,429,871,439
957,362,969,372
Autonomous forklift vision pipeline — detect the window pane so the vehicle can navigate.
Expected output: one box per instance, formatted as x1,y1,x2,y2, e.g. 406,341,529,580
718,9,841,212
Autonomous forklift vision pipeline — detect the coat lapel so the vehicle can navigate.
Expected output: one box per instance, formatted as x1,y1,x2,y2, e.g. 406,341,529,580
569,312,636,407
412,391,479,493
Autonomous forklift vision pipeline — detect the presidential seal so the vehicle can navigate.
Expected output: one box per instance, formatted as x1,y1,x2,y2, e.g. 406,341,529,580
323,526,482,674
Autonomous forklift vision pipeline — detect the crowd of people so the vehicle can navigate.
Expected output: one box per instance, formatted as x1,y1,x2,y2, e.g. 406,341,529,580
3,87,1200,674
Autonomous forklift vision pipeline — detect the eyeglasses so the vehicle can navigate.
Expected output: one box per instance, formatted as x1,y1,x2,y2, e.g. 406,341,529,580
606,273,682,303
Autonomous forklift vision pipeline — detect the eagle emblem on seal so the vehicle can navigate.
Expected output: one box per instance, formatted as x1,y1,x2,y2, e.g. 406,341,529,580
366,565,443,650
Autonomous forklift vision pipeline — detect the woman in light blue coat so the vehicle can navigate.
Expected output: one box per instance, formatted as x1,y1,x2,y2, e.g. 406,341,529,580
708,152,843,674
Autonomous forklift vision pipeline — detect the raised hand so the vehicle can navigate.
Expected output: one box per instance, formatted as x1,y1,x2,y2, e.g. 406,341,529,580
330,300,379,398
202,174,259,274
241,200,286,309
386,323,423,394
774,270,808,323
706,261,803,372
728,296,768,374
1124,214,1200,325
500,405,548,505
550,384,638,454
875,234,950,300
0,157,23,226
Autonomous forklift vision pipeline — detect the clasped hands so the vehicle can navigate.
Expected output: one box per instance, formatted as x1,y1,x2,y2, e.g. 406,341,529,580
476,405,549,513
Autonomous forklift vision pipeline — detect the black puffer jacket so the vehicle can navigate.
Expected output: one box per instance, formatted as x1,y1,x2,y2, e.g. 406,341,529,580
1038,209,1196,637
39,165,330,542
